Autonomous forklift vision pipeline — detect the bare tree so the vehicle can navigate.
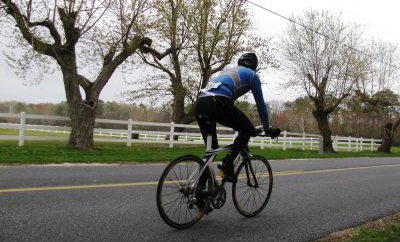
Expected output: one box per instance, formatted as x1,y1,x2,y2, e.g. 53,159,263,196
281,10,368,152
133,0,194,125
130,0,275,125
355,40,400,152
191,0,275,89
0,0,152,149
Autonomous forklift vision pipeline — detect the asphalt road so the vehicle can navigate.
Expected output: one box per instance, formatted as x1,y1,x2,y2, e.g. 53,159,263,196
1,157,400,242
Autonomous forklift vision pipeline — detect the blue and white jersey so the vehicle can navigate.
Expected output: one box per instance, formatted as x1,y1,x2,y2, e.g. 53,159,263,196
199,66,270,129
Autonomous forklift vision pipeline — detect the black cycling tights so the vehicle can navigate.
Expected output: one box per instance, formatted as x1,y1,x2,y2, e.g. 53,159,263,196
195,95,254,166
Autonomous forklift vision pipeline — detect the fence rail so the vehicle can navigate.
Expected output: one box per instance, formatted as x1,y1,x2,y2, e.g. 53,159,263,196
0,112,381,152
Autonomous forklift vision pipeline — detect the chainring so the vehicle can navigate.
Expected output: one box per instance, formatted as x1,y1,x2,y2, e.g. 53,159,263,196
211,186,227,209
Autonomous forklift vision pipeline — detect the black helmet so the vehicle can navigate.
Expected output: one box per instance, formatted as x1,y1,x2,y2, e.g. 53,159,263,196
238,52,258,71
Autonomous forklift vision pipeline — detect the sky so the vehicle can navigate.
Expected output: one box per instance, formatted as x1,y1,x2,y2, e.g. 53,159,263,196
0,0,399,104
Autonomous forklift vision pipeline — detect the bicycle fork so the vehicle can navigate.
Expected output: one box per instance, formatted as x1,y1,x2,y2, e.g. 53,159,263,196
244,160,259,188
240,149,259,188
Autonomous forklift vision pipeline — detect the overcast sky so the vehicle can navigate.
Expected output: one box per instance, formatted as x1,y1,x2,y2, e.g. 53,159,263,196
0,0,399,104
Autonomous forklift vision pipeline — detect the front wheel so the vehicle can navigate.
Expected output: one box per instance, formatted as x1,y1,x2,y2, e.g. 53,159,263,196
232,155,273,217
156,155,211,229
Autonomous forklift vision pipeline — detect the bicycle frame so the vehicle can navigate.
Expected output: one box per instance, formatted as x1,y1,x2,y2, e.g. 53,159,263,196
186,146,228,190
186,135,254,190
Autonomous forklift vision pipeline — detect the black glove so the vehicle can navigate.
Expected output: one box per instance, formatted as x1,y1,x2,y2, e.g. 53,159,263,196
265,128,281,139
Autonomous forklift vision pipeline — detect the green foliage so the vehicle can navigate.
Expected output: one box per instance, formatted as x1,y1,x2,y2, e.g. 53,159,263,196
351,225,400,242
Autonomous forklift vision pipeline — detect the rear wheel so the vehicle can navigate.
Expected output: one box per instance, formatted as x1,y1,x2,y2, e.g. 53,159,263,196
232,155,273,217
156,155,211,229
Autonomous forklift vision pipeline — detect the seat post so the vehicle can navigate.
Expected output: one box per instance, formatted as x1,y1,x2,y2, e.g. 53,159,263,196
206,134,212,151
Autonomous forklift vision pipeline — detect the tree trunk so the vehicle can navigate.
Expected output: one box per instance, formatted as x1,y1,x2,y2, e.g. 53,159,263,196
61,60,96,150
313,110,335,152
201,70,212,89
377,120,400,153
68,102,96,149
172,93,185,124
171,82,186,140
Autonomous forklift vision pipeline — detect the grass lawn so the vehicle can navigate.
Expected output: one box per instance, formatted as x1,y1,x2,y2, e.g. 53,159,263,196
351,225,400,242
0,129,124,139
0,140,399,164
0,129,68,137
320,213,400,242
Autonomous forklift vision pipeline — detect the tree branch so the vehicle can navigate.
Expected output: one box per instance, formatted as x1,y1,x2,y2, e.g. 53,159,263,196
2,0,58,56
91,36,153,99
326,93,350,114
58,7,80,47
140,46,174,60
28,20,61,45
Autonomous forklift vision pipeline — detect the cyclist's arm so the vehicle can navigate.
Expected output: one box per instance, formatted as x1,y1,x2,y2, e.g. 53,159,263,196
250,74,270,131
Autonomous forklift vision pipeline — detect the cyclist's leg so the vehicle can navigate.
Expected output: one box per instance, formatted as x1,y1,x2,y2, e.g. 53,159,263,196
214,97,254,168
195,97,219,149
194,97,219,207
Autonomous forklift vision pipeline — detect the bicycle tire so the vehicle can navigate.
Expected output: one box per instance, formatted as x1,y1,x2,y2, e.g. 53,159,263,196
156,155,212,229
232,155,273,217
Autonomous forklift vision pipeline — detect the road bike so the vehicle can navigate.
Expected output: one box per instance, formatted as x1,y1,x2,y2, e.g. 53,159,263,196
156,127,280,229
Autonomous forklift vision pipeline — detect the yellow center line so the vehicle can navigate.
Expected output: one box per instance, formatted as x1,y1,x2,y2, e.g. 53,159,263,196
274,163,400,176
0,163,399,194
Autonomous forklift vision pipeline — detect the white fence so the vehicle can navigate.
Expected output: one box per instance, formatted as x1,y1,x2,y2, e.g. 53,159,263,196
0,112,381,152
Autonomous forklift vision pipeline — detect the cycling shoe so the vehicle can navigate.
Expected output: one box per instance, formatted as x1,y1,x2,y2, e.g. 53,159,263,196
217,163,236,183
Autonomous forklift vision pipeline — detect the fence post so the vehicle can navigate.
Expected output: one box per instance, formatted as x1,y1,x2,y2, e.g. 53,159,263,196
356,138,359,151
283,131,287,151
310,137,313,150
360,137,363,151
302,132,306,150
18,112,26,146
261,138,264,150
127,119,133,147
318,136,323,154
348,136,351,151
333,135,338,150
169,122,175,148
371,138,374,150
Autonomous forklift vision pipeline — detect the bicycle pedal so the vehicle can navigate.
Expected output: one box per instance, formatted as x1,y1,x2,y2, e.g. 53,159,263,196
203,206,213,215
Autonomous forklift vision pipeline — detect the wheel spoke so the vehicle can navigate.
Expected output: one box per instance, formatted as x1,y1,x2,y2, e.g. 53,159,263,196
157,156,208,228
257,185,271,192
171,167,182,186
178,164,183,186
165,196,181,215
186,162,189,181
163,190,181,197
243,190,252,210
237,186,251,199
233,157,273,217
164,195,181,208
251,189,258,212
254,188,267,202
166,177,181,189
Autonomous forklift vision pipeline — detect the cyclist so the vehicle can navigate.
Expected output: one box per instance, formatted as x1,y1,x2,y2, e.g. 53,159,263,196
195,52,279,184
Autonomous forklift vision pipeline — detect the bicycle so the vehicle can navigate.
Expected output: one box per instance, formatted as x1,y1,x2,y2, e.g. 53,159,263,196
156,127,281,229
